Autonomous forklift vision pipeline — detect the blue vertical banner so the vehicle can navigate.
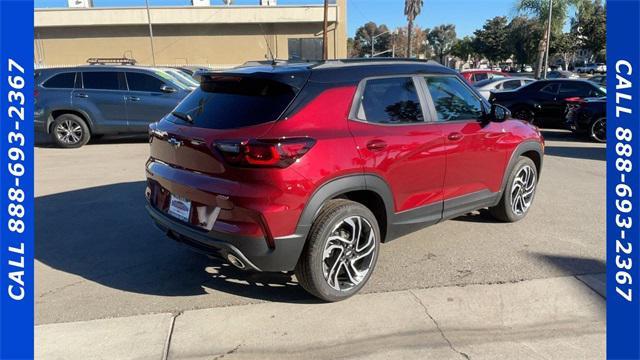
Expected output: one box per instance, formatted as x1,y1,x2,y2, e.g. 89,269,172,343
607,0,640,359
0,0,35,359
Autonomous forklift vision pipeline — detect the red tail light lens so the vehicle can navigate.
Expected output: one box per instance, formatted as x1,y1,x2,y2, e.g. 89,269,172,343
564,97,584,103
215,138,316,168
34,88,39,98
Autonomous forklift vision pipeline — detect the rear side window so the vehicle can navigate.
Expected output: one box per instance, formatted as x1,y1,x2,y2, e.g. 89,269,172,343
82,71,122,90
126,72,165,92
559,82,600,97
43,72,76,89
424,76,483,121
502,80,522,90
357,77,423,124
170,76,297,129
473,73,489,82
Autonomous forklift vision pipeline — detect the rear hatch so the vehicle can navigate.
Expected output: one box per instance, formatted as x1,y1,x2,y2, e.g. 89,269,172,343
149,66,310,175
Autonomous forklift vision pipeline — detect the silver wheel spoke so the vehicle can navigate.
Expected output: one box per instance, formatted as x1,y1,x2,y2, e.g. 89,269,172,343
322,215,377,292
510,165,536,216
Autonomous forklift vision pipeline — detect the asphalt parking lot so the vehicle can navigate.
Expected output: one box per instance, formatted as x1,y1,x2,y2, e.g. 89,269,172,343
35,129,605,325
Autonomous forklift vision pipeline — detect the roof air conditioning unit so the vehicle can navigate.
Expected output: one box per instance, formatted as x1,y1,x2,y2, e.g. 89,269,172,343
68,0,93,8
260,0,277,6
192,0,211,6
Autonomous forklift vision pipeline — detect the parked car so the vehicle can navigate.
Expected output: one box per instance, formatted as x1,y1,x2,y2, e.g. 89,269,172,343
576,63,606,74
146,59,544,301
588,75,606,87
157,67,199,90
460,69,510,83
35,66,192,148
565,97,606,143
489,79,606,127
474,77,535,99
174,65,213,77
546,70,579,79
523,65,533,73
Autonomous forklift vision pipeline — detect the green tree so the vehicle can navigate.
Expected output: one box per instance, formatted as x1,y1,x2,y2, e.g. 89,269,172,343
352,22,392,58
517,0,584,78
473,16,511,66
572,0,606,62
550,32,579,69
427,24,457,64
506,16,542,69
404,0,424,57
450,36,476,63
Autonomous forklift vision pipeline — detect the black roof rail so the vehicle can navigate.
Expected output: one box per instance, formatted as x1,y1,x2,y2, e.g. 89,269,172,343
87,57,137,66
311,58,446,68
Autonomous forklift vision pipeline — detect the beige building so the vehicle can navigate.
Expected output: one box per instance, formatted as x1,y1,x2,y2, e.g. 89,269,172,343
34,1,347,68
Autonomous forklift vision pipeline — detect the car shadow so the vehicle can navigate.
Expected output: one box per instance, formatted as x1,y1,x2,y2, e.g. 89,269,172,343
35,132,149,148
452,209,501,223
36,181,316,303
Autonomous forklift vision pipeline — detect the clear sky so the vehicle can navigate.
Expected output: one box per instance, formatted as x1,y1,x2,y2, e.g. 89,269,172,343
34,0,551,38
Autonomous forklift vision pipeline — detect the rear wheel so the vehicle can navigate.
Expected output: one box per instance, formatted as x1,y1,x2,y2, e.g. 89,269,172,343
51,114,90,148
490,157,538,222
295,199,380,302
589,117,606,143
513,108,537,126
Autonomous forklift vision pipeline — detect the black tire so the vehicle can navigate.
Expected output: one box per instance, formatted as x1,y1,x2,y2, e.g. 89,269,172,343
295,199,381,302
589,117,606,143
490,157,538,222
51,114,90,148
513,108,537,126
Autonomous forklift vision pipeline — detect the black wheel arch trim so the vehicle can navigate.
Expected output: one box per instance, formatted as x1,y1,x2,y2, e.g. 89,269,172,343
499,140,544,195
47,108,94,134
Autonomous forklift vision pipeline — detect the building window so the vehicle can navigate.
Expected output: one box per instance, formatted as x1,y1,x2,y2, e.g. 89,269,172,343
288,38,323,61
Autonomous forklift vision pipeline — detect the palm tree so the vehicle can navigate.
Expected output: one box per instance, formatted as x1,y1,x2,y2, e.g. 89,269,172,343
517,0,584,78
404,0,424,57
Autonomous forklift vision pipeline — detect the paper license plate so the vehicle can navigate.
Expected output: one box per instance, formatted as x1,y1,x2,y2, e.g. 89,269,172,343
168,194,191,222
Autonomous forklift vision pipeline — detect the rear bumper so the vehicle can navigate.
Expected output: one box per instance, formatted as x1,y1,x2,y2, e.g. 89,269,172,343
146,201,306,272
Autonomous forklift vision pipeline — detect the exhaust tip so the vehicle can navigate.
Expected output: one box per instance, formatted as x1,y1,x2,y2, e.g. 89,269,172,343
227,253,246,270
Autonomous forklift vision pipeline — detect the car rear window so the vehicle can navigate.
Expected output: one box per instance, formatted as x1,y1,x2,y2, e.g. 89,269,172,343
169,76,297,129
43,72,76,89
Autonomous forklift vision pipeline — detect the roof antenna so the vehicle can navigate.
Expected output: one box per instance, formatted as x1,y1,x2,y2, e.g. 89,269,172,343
258,24,276,65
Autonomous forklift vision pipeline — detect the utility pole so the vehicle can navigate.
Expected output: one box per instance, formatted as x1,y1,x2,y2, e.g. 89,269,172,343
543,0,553,79
322,0,329,60
145,0,156,66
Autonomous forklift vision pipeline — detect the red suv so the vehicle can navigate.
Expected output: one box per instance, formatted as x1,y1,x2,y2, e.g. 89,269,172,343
146,59,544,301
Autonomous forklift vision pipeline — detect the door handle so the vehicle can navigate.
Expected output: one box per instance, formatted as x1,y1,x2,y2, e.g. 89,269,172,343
74,93,88,98
366,139,387,151
448,132,463,141
127,96,141,102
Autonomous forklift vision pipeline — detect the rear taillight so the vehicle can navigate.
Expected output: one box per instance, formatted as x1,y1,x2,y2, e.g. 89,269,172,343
34,88,39,98
565,97,585,103
214,138,316,168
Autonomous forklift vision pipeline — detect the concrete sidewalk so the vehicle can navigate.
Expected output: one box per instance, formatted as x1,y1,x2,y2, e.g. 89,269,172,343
36,274,605,360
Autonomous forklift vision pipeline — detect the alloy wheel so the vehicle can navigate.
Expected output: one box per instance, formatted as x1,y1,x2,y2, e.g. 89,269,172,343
55,119,83,145
322,216,376,291
591,118,606,143
511,165,536,216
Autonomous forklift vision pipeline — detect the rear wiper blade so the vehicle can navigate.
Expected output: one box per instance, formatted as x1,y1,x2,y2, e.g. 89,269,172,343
172,111,193,123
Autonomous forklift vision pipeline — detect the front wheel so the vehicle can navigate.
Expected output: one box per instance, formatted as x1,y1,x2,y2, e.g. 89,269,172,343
51,114,90,148
589,117,606,143
490,157,538,222
295,199,380,302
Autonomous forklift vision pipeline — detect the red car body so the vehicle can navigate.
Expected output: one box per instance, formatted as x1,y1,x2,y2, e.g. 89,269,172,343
461,69,511,83
145,60,543,273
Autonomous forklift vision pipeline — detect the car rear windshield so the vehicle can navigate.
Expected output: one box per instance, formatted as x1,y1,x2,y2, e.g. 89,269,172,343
169,76,298,129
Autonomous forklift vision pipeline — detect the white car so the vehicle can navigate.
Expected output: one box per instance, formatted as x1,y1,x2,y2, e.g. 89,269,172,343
523,65,533,72
473,77,535,99
577,63,607,74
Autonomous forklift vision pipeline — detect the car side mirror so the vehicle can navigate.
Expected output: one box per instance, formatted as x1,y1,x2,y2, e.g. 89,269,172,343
491,104,511,122
160,85,177,93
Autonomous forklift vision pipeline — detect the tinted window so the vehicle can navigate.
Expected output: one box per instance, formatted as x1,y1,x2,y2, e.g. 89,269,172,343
170,76,297,130
425,76,483,121
559,82,600,97
126,72,165,92
502,80,522,90
359,77,423,124
539,83,559,95
474,73,488,82
82,72,121,90
43,72,76,88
